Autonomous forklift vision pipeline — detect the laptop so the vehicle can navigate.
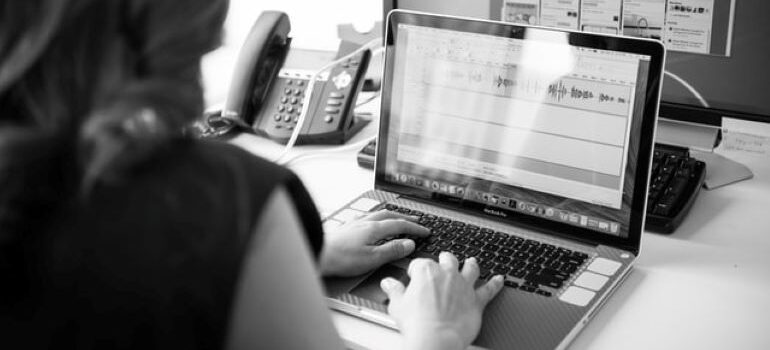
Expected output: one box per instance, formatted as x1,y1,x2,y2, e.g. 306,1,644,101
324,10,664,350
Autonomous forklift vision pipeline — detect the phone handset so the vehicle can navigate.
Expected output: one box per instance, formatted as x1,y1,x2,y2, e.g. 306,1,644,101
200,11,372,144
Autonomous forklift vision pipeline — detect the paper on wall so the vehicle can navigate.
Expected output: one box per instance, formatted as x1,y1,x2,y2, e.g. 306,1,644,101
540,0,580,29
580,0,623,34
664,0,715,54
622,0,667,40
502,0,541,25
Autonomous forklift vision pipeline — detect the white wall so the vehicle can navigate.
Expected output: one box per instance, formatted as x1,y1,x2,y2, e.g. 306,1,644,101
202,0,382,107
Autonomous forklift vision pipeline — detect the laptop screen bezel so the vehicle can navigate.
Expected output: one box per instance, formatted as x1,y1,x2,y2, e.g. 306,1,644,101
376,10,665,255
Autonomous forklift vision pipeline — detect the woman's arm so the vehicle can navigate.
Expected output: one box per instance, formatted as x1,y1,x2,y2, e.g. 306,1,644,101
226,186,344,350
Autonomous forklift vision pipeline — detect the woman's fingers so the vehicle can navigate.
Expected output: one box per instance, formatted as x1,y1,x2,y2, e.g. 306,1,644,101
361,209,417,222
365,219,430,241
438,251,459,271
380,277,406,302
475,275,505,306
460,257,480,282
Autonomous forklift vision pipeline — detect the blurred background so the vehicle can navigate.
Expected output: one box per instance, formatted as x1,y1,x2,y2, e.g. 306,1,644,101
202,0,381,108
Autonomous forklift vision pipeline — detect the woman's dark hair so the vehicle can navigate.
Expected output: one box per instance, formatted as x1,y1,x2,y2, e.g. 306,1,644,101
0,0,229,247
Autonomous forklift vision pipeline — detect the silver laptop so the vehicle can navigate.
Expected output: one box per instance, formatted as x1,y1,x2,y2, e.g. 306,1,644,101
324,10,665,350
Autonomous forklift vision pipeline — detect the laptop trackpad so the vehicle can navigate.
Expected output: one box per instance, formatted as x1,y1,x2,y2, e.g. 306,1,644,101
349,264,410,305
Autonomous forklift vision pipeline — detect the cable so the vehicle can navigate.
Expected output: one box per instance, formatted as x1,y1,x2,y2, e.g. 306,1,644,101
282,133,377,166
355,90,381,108
664,70,710,108
274,38,383,164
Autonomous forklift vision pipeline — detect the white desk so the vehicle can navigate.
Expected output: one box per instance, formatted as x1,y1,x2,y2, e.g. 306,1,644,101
207,2,770,349
281,129,770,350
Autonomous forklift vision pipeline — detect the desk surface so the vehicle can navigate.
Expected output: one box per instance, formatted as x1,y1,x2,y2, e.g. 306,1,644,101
277,129,770,350
209,2,770,349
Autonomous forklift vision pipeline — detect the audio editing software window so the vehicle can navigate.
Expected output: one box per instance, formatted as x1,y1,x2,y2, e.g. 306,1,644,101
390,24,650,210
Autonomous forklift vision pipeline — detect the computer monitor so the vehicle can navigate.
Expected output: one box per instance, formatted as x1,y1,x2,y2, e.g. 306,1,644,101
383,0,770,130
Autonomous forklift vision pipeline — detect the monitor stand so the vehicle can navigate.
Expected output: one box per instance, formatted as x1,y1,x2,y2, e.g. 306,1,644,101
656,118,753,190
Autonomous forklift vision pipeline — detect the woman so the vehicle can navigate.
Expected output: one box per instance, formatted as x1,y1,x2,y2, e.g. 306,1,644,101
0,0,503,349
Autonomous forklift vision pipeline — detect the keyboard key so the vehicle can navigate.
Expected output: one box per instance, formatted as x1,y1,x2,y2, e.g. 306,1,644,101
511,259,527,270
525,263,542,273
494,255,511,265
560,263,579,274
526,272,565,289
499,247,514,256
504,280,519,288
396,207,412,215
480,251,495,261
519,285,537,293
422,244,437,253
475,232,490,240
546,259,563,270
492,265,511,275
464,247,480,257
513,252,530,261
430,222,445,229
439,233,457,241
535,289,552,297
525,239,540,246
508,268,527,279
450,244,467,253
482,243,500,253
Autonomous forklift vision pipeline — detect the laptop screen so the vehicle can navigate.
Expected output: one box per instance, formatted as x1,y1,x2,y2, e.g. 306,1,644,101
378,11,664,250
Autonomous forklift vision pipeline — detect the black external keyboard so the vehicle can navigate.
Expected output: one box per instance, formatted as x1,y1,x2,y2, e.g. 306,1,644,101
359,140,707,234
382,204,590,297
646,144,706,233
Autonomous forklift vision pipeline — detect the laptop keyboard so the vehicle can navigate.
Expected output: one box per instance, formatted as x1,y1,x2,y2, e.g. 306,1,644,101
382,204,590,297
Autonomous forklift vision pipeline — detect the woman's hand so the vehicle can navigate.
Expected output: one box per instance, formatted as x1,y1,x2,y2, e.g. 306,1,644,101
381,252,504,350
320,210,430,277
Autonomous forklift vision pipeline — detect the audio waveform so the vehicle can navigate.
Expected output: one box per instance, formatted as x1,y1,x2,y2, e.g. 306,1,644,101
496,75,516,88
451,69,483,84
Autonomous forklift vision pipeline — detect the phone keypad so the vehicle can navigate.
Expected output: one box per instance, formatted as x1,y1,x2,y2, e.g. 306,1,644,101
273,78,307,130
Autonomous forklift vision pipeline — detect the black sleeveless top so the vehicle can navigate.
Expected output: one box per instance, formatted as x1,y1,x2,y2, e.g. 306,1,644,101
3,139,323,349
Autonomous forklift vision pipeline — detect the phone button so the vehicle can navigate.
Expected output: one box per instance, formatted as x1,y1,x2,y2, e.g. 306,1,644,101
325,107,340,114
324,115,334,123
330,92,345,99
277,105,285,112
283,115,292,122
273,114,282,122
327,99,342,106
